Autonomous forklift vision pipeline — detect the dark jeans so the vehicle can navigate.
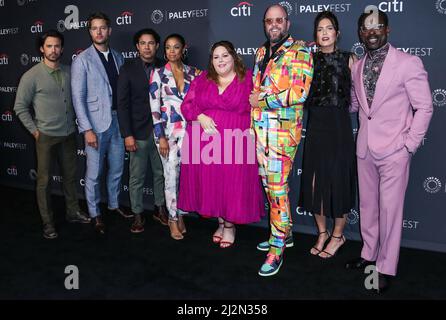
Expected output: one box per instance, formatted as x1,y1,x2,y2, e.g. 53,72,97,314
35,132,80,226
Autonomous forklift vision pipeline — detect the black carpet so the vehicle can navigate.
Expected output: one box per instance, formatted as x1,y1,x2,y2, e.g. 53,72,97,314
1,185,445,300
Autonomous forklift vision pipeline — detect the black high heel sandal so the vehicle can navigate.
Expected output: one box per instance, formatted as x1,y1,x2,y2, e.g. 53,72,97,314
318,234,346,259
310,230,331,256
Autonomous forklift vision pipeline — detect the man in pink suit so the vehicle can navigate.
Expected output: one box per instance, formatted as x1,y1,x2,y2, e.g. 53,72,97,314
345,10,433,293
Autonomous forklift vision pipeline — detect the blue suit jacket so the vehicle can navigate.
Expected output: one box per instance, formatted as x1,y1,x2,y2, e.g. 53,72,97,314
71,44,124,133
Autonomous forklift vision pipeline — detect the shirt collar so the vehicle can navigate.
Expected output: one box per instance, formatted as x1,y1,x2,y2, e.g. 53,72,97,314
367,42,390,60
41,61,61,74
264,34,290,56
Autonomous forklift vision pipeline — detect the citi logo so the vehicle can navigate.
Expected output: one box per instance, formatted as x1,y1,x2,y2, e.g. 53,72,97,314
378,0,404,12
231,2,253,17
306,41,318,53
1,111,13,122
71,48,84,61
296,206,313,217
31,20,44,33
116,11,133,25
7,166,18,176
0,53,9,65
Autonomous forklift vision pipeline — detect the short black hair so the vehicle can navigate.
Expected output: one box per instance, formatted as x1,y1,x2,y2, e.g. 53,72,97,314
164,33,186,50
133,28,161,47
37,29,64,53
87,12,111,28
358,9,389,31
313,11,339,41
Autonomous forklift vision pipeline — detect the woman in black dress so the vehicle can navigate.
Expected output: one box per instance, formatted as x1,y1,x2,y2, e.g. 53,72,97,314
300,11,357,258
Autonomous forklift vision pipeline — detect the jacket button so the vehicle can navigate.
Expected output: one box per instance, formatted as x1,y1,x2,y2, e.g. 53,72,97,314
368,116,371,120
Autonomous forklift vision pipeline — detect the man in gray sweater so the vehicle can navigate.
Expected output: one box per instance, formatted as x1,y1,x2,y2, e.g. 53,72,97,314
14,30,90,239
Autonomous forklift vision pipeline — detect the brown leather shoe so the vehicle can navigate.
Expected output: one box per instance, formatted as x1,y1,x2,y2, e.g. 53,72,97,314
130,214,145,234
168,219,184,240
108,207,134,219
153,205,168,226
94,216,105,234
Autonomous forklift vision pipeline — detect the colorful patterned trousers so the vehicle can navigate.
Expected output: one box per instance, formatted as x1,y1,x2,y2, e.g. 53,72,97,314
252,107,302,255
155,127,185,221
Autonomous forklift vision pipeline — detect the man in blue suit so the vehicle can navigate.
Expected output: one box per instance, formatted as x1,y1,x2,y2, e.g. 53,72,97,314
71,12,131,234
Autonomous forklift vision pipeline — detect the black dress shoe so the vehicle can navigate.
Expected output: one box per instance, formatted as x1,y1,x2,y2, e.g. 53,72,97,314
43,224,58,239
376,272,391,294
108,207,134,219
94,217,105,234
345,257,375,270
66,211,91,224
153,205,168,226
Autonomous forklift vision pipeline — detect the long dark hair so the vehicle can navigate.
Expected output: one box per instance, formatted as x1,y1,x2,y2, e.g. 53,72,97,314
207,40,246,84
313,11,340,42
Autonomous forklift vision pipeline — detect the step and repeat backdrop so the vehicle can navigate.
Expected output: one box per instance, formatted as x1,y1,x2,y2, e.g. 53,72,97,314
1,0,445,252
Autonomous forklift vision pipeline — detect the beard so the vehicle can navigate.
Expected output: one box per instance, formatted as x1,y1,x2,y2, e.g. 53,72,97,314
92,36,108,46
44,53,61,62
266,29,287,44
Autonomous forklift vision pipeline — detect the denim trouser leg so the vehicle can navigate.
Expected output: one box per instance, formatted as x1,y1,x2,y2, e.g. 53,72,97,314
106,114,125,210
85,133,106,218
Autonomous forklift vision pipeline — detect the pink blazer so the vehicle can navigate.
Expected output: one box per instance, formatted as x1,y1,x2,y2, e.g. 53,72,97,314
350,44,433,159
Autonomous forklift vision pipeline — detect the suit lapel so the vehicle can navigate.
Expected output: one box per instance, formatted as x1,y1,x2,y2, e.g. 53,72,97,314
88,45,110,86
370,45,397,115
261,36,293,85
355,57,369,114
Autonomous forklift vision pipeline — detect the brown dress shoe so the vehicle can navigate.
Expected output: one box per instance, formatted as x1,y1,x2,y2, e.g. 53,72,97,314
108,207,134,219
153,205,168,226
130,214,145,234
168,219,184,240
94,216,105,234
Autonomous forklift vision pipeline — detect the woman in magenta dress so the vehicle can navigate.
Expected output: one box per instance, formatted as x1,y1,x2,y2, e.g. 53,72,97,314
178,40,264,248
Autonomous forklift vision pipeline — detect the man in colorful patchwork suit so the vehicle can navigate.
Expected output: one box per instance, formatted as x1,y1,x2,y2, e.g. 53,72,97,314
250,4,313,276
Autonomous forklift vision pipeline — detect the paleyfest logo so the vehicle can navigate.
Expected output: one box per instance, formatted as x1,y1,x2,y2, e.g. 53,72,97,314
347,209,359,225
423,177,442,194
151,10,164,24
351,42,366,58
151,8,208,24
432,89,446,107
436,0,446,14
20,53,42,66
279,1,293,15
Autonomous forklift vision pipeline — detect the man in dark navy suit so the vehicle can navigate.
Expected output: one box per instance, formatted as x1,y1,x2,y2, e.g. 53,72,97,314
117,29,168,233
